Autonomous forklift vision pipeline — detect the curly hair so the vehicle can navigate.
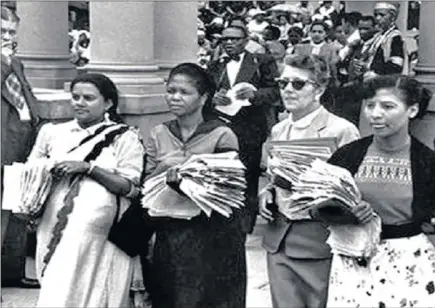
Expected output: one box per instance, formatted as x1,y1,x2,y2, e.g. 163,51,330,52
284,54,331,87
362,74,433,119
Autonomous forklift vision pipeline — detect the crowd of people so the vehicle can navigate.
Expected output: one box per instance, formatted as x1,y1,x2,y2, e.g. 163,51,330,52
1,2,435,308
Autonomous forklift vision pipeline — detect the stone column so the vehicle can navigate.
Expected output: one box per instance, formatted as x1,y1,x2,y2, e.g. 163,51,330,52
411,1,435,149
16,2,76,89
345,1,372,14
84,2,169,141
395,1,409,32
154,2,198,76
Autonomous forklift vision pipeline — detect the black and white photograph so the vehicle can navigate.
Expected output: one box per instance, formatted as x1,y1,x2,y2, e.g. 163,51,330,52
1,1,435,307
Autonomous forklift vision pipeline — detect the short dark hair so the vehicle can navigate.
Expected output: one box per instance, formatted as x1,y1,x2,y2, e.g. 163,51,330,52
70,73,123,123
310,20,329,32
362,74,433,119
287,26,303,38
1,6,20,23
226,19,249,38
344,11,362,27
359,15,375,26
265,25,281,40
168,62,216,106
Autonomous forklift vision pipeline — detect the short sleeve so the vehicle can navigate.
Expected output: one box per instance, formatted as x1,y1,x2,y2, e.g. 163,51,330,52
27,122,54,161
215,127,239,153
113,128,145,185
144,128,159,177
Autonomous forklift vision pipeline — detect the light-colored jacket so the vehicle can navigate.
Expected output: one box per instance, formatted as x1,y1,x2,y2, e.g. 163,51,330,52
262,106,360,259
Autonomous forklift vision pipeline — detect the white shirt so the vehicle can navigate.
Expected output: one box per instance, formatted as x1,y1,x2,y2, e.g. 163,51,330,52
226,52,245,87
288,107,322,139
311,42,325,56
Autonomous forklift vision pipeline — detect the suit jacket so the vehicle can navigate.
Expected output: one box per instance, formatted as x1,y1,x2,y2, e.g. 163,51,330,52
1,55,40,166
262,107,360,259
206,52,281,150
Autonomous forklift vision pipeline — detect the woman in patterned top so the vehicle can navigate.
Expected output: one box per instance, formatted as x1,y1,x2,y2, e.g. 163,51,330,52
324,74,435,307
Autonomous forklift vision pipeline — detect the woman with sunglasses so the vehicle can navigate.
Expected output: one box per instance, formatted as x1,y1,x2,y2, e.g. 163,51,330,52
324,75,435,307
259,54,360,308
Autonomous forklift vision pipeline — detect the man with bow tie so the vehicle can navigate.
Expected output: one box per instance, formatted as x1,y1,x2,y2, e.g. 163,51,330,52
1,6,41,288
206,21,281,235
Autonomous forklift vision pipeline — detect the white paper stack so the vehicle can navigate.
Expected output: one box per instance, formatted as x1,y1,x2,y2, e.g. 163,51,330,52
327,214,382,258
2,159,54,217
142,152,247,219
215,82,256,116
267,138,338,184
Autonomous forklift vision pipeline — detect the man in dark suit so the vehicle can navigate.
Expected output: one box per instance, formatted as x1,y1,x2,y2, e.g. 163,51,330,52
206,22,281,235
1,6,41,288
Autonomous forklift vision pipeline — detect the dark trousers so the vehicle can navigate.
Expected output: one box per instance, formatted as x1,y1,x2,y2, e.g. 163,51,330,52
1,212,27,282
239,144,263,235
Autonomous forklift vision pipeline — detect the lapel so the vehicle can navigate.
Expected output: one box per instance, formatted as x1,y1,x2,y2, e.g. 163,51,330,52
8,57,40,124
304,106,329,137
234,52,259,85
213,59,231,90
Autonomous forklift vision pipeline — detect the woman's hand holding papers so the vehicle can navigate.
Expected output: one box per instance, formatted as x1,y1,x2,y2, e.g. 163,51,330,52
351,200,375,224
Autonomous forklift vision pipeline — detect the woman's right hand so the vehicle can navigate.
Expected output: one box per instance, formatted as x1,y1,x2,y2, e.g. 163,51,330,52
259,188,276,222
351,200,374,224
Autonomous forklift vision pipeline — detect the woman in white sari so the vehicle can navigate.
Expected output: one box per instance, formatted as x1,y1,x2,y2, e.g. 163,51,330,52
28,73,147,308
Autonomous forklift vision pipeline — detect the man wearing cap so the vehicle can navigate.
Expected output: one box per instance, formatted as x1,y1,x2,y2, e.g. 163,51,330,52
355,1,408,79
206,22,281,235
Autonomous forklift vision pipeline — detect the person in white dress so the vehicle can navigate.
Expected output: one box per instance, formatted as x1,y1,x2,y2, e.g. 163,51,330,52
28,73,148,308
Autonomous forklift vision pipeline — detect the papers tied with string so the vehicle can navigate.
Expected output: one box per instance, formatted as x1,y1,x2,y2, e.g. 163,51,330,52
141,151,247,220
267,138,381,257
2,159,54,217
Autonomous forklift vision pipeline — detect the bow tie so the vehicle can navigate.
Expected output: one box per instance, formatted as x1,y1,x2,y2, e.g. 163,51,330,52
222,54,241,63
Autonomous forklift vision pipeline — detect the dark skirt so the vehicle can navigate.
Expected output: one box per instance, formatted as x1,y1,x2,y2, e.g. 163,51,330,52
149,213,247,308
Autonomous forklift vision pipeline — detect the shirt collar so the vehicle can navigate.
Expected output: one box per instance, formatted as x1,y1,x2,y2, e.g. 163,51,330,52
289,106,322,129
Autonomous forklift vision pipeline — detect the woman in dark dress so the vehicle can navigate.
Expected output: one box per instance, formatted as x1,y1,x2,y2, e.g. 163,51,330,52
144,63,247,308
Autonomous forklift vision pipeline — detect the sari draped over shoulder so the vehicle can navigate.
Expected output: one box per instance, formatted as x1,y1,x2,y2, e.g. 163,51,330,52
27,120,145,308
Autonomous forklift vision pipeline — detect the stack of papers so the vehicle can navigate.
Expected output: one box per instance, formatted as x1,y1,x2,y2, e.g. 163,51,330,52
2,159,54,217
267,138,338,184
327,214,382,258
289,159,362,214
142,152,247,219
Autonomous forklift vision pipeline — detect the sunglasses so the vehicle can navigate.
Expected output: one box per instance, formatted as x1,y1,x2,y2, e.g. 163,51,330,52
276,78,316,90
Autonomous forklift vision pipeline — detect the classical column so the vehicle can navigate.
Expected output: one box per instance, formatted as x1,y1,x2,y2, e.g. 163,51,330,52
345,1,372,14
411,1,435,149
154,2,198,75
84,2,169,141
16,2,76,89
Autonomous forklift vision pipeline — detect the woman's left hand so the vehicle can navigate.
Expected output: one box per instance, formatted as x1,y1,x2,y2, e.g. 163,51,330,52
51,161,90,178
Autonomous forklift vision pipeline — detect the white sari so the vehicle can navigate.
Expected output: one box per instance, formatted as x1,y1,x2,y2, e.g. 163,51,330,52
28,120,145,308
